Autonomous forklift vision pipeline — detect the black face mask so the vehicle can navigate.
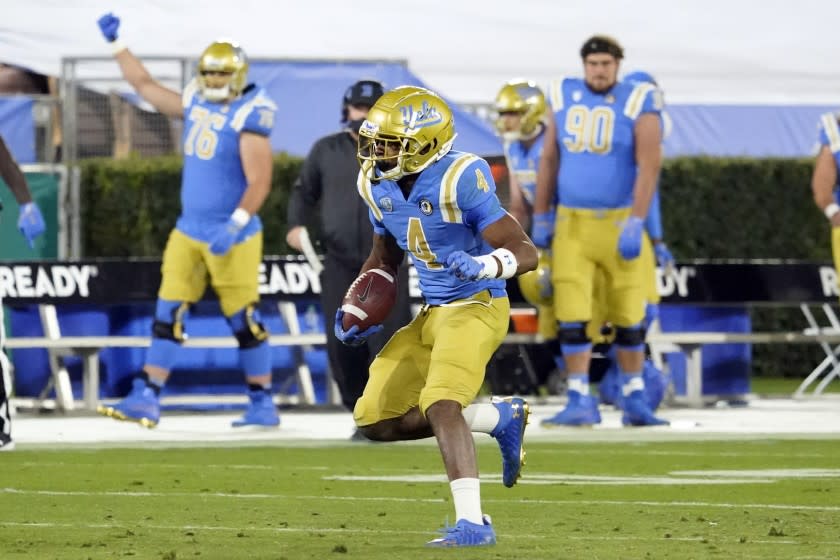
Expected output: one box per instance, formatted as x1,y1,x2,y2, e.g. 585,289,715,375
346,118,366,134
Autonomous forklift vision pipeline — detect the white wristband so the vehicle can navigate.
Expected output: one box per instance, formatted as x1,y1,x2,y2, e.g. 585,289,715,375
110,39,127,55
231,208,251,228
825,203,840,220
475,248,518,280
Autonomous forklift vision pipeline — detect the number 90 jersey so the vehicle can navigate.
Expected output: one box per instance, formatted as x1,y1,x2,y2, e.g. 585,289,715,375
176,79,277,243
548,77,661,209
357,151,508,305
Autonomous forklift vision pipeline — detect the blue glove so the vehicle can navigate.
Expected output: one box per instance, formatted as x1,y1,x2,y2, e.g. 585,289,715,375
654,242,675,269
445,251,484,281
97,13,120,42
531,211,555,249
208,219,241,256
617,216,644,260
333,309,383,347
18,202,46,249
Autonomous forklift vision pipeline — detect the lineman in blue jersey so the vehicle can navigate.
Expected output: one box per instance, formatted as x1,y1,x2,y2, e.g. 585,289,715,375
812,111,840,290
337,86,537,547
532,35,668,427
95,13,279,429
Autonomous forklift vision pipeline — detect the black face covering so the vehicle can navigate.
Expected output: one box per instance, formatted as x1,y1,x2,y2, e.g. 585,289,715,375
346,118,366,134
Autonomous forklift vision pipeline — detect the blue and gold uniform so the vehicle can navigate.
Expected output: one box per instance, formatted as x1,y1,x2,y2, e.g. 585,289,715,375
156,80,276,317
504,135,544,208
547,76,661,328
353,151,511,425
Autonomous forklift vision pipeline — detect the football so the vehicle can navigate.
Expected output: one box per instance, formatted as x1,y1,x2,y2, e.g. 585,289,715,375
341,267,397,332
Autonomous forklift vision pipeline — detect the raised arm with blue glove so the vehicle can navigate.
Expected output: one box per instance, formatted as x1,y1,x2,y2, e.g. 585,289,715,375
97,13,121,42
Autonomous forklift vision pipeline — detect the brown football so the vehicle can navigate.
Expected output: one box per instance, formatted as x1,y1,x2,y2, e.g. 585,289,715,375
340,267,397,332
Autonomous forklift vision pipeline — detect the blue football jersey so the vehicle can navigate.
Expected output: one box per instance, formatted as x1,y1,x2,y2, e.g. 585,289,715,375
547,77,662,209
176,80,277,243
817,112,840,201
504,132,545,207
357,151,508,305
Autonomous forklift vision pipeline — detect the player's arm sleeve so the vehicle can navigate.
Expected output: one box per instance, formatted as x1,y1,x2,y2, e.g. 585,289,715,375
645,188,664,240
454,158,506,232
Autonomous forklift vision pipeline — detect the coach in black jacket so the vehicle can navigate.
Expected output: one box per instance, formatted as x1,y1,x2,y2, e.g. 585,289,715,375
286,80,411,427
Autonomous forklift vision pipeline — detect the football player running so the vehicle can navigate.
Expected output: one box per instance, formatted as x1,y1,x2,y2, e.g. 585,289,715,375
533,35,669,427
336,86,537,547
94,13,280,429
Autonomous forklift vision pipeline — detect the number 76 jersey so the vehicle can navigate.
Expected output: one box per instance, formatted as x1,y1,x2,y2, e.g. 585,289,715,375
548,77,662,209
357,151,508,305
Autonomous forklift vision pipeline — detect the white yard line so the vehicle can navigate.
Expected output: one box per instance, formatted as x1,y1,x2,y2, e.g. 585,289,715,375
3,487,839,512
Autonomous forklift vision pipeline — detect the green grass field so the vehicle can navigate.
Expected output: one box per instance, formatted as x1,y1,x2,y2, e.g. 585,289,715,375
2,439,839,559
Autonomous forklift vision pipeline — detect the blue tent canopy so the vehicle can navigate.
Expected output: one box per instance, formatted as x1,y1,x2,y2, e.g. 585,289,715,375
248,60,503,158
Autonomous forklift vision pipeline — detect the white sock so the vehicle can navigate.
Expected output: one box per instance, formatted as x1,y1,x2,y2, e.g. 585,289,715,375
568,373,590,395
462,403,500,434
450,478,483,524
622,373,645,396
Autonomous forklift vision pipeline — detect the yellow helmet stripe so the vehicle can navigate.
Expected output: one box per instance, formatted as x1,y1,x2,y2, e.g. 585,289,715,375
821,113,840,153
356,166,382,222
624,83,656,120
440,154,480,223
548,78,565,112
231,92,278,132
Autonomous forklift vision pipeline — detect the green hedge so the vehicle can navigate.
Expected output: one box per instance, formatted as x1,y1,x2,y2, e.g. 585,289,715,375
79,154,829,378
79,153,303,256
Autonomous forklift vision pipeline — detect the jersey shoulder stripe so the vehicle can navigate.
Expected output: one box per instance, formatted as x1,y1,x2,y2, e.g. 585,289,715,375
624,82,656,120
439,154,480,223
231,90,278,132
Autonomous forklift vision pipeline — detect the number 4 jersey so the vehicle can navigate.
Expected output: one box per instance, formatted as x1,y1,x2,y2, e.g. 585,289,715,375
547,77,661,209
357,151,508,305
177,80,277,242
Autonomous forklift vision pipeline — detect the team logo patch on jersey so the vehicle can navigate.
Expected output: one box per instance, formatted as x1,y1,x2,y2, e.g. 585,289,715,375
605,94,616,104
419,199,434,215
572,91,582,102
379,197,393,213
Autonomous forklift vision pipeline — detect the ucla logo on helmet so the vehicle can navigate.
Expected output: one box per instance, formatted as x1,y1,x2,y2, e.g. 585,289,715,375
419,198,434,215
360,120,379,135
401,101,443,131
379,197,393,213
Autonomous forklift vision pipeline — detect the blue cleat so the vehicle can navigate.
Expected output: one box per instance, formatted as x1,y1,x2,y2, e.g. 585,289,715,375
231,389,280,428
541,391,602,427
490,396,530,488
426,515,496,547
621,391,669,426
97,378,160,429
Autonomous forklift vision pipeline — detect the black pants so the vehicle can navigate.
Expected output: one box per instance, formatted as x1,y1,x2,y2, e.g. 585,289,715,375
321,255,412,412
